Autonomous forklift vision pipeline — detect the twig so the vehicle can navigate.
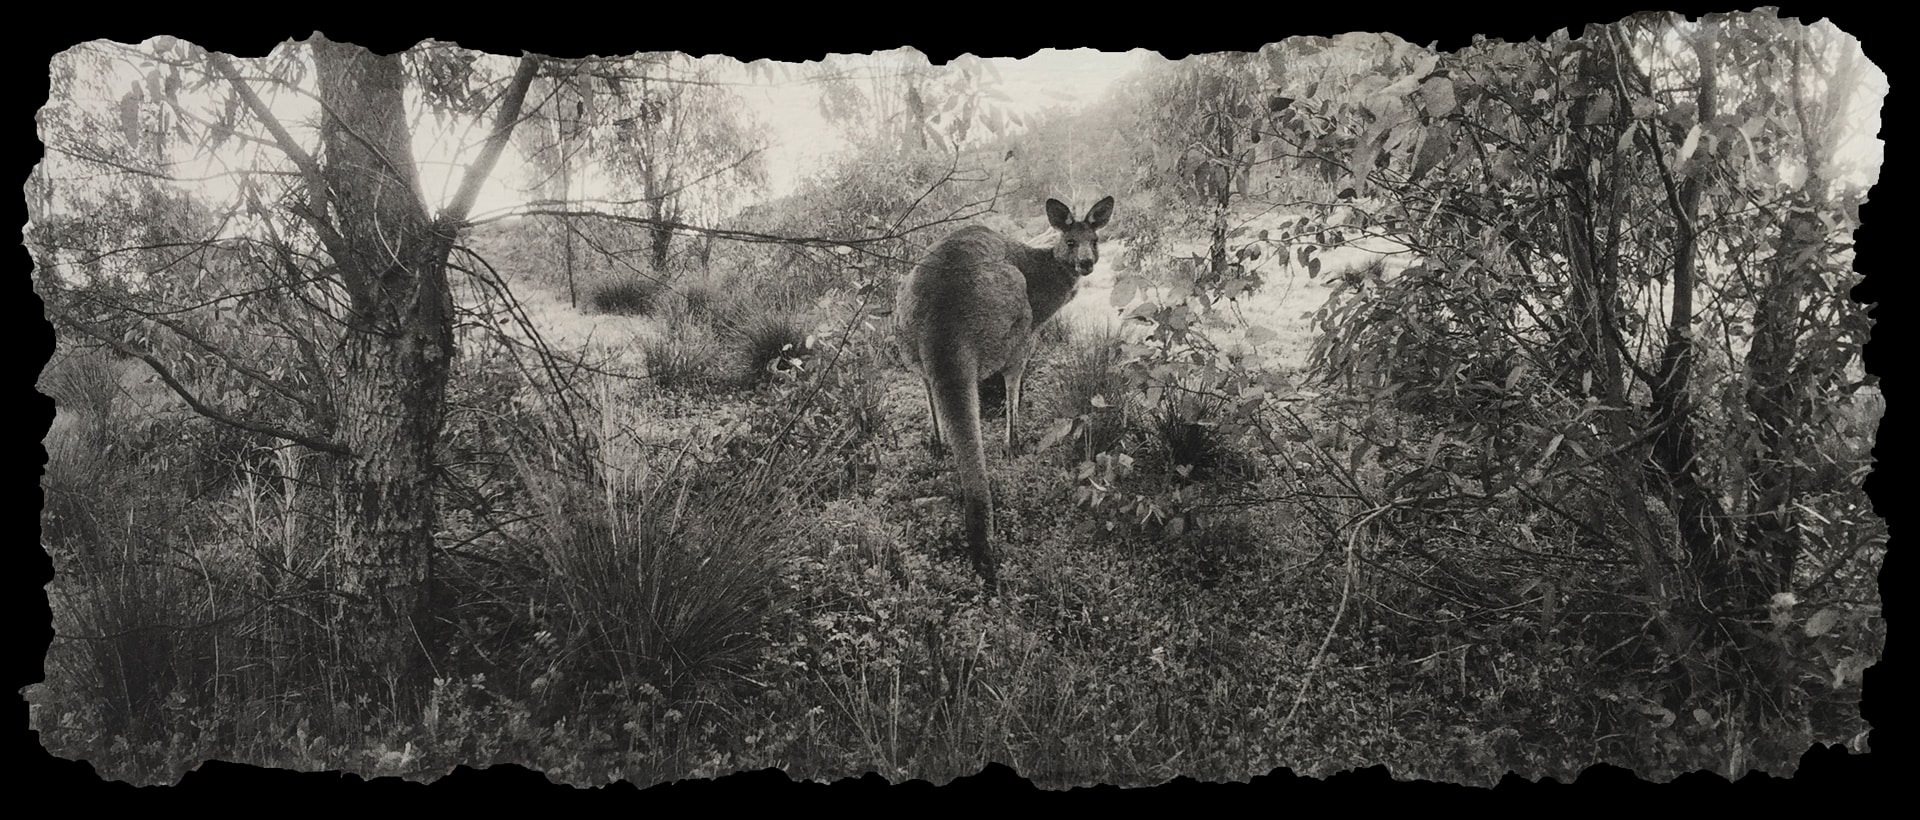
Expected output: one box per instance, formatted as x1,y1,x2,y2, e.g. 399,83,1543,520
1277,502,1391,735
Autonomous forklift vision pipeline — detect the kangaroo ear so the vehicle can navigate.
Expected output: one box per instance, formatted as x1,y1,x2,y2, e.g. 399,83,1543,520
1085,196,1115,230
1045,198,1073,231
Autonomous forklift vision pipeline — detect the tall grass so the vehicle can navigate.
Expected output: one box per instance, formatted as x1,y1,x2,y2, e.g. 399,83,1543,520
1043,321,1135,462
34,350,355,782
678,280,726,323
513,441,802,712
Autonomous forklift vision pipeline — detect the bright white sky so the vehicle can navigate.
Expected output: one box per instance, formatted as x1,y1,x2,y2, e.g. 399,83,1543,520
740,49,1153,200
55,43,1151,226
63,39,1881,224
447,48,1154,219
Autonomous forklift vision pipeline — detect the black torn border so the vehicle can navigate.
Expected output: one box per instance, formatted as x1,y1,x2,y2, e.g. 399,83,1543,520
8,2,1900,806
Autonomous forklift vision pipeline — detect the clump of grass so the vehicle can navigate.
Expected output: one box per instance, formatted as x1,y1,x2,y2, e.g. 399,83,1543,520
514,440,803,713
39,349,123,544
1045,322,1134,461
641,333,717,391
39,346,124,418
978,373,1007,417
1035,316,1075,346
680,281,725,321
588,277,662,316
729,312,812,386
656,279,729,331
1149,391,1259,482
1154,398,1225,481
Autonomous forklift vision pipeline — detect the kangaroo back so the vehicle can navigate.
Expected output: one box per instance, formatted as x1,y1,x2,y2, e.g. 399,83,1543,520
894,196,1115,590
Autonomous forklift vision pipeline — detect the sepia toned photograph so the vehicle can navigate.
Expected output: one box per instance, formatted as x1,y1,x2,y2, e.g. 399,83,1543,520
24,10,1886,792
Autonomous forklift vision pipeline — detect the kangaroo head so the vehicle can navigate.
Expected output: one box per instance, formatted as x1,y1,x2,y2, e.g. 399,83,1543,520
1044,196,1115,277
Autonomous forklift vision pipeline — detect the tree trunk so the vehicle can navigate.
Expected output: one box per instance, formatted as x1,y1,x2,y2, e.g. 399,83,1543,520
637,102,675,272
312,38,457,694
648,199,675,272
1207,184,1230,280
1555,38,1691,661
562,137,577,308
1646,23,1734,613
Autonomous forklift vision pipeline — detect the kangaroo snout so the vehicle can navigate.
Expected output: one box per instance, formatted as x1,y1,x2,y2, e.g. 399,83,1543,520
893,195,1115,591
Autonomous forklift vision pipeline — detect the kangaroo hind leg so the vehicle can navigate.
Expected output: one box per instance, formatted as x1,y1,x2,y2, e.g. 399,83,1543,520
922,378,945,456
1001,336,1034,456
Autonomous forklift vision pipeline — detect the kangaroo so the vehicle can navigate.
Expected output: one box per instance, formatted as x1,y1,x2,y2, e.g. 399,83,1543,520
895,196,1115,590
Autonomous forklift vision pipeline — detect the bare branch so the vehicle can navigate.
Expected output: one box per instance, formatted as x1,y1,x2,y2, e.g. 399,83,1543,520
444,55,542,226
43,142,180,181
501,202,986,262
649,145,768,205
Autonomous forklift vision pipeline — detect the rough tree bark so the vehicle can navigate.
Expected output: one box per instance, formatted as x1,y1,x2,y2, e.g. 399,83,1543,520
310,39,457,690
304,38,538,693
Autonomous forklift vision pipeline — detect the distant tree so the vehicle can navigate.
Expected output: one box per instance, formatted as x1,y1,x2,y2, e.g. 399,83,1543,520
1132,52,1270,288
595,56,770,272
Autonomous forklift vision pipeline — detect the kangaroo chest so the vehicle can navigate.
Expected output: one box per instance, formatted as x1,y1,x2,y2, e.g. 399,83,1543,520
1026,272,1078,327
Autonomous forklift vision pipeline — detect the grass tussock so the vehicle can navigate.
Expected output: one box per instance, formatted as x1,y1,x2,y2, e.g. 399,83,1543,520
588,277,663,317
641,332,720,391
727,312,813,386
679,281,726,323
1044,321,1135,462
511,441,803,713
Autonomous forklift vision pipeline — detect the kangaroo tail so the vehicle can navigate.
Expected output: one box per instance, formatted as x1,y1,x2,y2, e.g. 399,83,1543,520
926,345,997,589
